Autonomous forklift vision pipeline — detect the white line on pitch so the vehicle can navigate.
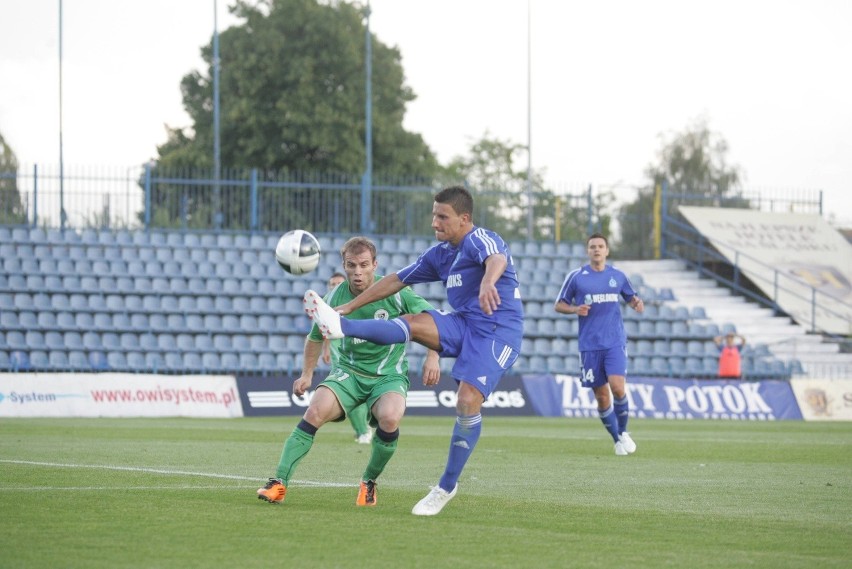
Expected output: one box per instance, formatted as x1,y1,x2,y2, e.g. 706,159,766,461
0,459,354,488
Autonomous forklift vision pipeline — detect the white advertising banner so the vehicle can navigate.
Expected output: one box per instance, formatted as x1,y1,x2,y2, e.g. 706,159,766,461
790,378,852,421
678,207,852,335
0,373,244,418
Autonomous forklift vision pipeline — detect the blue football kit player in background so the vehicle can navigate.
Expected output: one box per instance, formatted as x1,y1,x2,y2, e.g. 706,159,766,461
554,233,644,455
304,185,524,515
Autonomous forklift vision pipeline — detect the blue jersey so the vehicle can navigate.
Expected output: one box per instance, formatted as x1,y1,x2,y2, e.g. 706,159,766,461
556,264,637,351
396,226,524,349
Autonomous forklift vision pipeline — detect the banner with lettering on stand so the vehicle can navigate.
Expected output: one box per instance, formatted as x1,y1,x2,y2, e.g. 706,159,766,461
523,374,803,420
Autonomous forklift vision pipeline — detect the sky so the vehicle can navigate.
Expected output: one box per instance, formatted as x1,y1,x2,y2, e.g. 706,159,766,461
1,0,850,227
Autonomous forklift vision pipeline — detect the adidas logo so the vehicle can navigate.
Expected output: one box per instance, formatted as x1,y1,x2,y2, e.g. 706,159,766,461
477,376,487,385
452,440,470,449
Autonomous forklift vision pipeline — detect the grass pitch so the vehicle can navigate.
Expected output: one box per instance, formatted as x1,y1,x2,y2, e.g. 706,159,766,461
1,417,849,568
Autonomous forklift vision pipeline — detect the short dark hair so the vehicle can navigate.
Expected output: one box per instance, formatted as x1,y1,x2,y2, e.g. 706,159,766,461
435,185,473,217
340,236,376,260
587,232,609,247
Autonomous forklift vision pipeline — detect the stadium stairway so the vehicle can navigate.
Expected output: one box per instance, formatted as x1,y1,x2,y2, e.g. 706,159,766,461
614,259,852,379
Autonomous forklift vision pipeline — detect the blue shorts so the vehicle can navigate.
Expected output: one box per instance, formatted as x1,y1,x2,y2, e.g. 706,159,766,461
427,309,521,399
579,346,628,389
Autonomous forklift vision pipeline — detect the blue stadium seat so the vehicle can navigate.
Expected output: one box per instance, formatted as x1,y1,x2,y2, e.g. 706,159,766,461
127,351,146,371
89,351,109,370
629,356,648,375
62,332,84,351
202,353,221,372
56,312,76,330
165,352,183,371
68,351,89,370
49,350,69,370
183,352,203,371
650,357,670,376
44,331,64,350
258,353,277,373
145,352,165,372
10,350,32,371
221,352,240,371
38,312,58,330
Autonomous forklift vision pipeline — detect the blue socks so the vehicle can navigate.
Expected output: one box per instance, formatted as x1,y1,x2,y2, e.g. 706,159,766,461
341,317,410,345
614,395,629,434
599,405,620,442
439,414,482,492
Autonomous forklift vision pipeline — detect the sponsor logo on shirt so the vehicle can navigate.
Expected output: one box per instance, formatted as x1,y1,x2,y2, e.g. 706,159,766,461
447,274,463,288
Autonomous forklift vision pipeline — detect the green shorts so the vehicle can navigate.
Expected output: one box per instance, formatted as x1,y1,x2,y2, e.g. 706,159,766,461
319,367,410,428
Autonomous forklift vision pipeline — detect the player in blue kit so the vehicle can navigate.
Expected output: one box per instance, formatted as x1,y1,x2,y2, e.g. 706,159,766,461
304,185,524,516
554,233,644,455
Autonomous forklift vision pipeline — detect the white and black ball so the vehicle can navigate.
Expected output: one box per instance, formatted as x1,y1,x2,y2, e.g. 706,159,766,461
274,230,321,275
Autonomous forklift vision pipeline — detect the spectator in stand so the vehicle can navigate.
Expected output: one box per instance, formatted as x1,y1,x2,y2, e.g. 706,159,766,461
714,332,746,379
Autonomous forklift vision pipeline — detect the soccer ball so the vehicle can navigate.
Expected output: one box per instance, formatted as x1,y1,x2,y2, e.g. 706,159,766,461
274,230,321,275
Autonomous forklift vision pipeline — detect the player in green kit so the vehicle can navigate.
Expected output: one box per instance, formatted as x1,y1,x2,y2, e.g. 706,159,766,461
257,236,440,506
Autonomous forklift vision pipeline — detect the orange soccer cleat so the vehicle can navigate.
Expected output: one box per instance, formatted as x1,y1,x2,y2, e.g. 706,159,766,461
257,478,287,504
356,479,377,507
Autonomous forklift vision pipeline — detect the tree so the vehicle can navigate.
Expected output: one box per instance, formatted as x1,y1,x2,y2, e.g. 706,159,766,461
151,0,439,230
444,133,605,242
617,117,746,259
0,130,26,225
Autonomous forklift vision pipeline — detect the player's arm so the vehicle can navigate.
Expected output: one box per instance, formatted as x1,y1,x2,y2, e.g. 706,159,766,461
628,295,644,313
337,273,406,315
555,299,589,317
293,338,324,396
479,253,507,315
421,349,440,386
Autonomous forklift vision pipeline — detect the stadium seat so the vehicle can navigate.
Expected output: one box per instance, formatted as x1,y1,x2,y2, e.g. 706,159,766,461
202,353,221,372
126,351,146,371
88,351,109,370
221,352,240,371
68,351,89,370
10,350,32,371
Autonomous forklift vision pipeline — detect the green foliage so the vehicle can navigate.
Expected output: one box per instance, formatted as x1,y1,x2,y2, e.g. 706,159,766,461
617,117,746,259
152,0,439,230
0,130,26,225
158,0,437,175
2,417,850,569
444,134,598,241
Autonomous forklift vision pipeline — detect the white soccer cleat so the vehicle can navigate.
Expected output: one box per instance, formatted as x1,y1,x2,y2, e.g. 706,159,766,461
619,432,637,454
303,289,344,340
411,485,458,516
356,428,373,444
614,441,628,456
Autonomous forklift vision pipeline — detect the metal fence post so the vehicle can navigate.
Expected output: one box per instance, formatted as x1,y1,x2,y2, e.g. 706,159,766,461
143,163,151,229
250,168,258,232
32,164,38,227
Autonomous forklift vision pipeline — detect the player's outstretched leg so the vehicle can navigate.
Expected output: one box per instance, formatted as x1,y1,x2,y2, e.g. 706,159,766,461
303,290,344,339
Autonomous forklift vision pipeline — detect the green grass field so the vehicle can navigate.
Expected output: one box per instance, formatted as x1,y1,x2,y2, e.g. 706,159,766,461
1,417,849,568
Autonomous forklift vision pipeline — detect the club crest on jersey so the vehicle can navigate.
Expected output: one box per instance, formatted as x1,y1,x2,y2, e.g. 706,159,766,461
374,309,390,320
609,277,617,288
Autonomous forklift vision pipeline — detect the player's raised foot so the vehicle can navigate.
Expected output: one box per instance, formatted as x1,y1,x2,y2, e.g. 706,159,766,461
355,428,373,444
614,441,628,456
303,289,344,340
411,484,457,516
356,479,377,507
257,478,287,504
619,432,637,454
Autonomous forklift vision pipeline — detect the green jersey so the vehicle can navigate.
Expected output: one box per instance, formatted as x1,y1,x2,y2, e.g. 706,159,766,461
308,276,434,378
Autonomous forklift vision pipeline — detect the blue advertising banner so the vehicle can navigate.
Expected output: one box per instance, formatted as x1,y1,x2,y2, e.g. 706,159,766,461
523,374,803,421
